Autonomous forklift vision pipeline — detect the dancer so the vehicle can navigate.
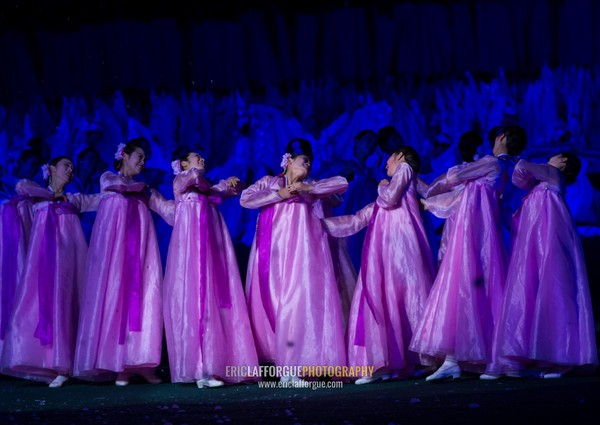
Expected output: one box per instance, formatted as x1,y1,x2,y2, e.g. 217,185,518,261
410,126,527,381
240,138,348,381
164,151,259,388
483,153,598,379
323,146,435,383
74,139,173,386
1,157,99,387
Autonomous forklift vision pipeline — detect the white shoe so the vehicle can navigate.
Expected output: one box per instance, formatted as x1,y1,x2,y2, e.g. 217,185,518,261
355,376,378,385
425,363,461,382
197,377,224,388
49,375,69,388
479,373,500,380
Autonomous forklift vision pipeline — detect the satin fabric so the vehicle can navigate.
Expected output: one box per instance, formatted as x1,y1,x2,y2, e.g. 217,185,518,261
0,196,33,358
409,155,508,372
312,196,357,328
324,163,435,377
1,181,99,382
74,172,173,380
163,169,259,383
490,160,598,374
241,175,348,370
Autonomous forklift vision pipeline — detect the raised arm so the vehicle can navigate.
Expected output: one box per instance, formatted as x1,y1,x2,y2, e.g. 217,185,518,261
446,155,501,185
172,169,212,196
67,193,102,212
240,176,283,209
15,179,53,200
377,162,412,208
322,202,375,238
512,159,560,190
209,177,244,201
308,176,348,198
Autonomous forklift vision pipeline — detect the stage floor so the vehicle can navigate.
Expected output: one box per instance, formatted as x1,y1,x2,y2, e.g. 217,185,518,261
2,370,599,424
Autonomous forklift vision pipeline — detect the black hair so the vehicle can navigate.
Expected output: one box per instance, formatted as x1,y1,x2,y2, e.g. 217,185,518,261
285,138,313,162
560,151,581,185
458,131,483,163
487,126,504,149
113,139,145,171
503,125,527,156
393,146,420,174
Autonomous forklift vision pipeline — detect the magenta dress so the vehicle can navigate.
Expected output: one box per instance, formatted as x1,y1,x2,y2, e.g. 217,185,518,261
74,172,173,380
491,160,598,374
409,155,509,372
164,169,259,383
241,175,348,370
1,181,99,382
323,163,435,377
0,195,33,359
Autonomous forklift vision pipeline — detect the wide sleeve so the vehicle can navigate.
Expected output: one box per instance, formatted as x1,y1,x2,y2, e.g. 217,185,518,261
512,159,560,189
322,202,375,238
446,155,501,185
15,179,53,200
172,169,212,196
149,188,175,226
240,176,283,209
209,179,245,201
66,193,102,212
308,176,348,198
422,185,465,219
376,162,412,209
101,171,148,193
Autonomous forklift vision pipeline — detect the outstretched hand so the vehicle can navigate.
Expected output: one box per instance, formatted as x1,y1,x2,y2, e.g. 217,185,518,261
226,176,240,188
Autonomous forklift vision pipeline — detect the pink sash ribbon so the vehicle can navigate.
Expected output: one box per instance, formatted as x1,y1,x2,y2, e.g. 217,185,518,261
255,193,302,332
197,193,232,340
34,201,78,346
118,191,148,344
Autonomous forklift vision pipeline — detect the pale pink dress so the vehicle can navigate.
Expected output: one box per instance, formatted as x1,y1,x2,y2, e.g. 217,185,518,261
163,169,259,383
240,175,348,370
1,181,99,382
74,171,173,380
409,155,509,372
490,160,598,374
323,163,435,377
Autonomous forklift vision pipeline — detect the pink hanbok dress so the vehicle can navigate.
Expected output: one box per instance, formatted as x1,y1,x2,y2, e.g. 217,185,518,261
490,160,597,374
74,172,173,380
0,195,33,358
163,169,259,383
323,163,435,377
409,155,509,372
1,181,99,382
241,175,348,371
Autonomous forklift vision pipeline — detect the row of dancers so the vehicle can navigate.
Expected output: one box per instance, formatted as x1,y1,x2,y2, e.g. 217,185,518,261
0,128,597,389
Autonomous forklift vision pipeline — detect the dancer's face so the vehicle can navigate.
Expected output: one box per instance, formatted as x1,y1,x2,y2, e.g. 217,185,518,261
386,152,405,177
51,158,75,184
183,152,205,172
287,155,311,178
122,148,145,176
